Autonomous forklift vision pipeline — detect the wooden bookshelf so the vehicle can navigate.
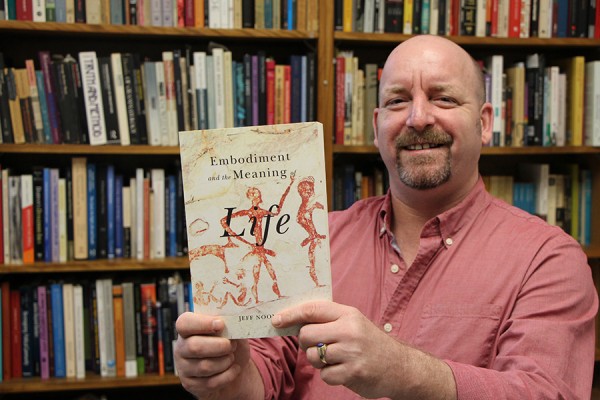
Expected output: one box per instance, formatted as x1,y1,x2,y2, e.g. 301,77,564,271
2,0,600,397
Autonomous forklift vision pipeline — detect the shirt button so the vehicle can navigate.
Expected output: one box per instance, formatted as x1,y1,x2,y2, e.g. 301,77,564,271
390,264,400,274
445,237,453,246
383,323,393,333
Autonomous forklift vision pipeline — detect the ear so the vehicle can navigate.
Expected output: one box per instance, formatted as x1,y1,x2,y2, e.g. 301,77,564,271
479,102,493,146
373,108,380,148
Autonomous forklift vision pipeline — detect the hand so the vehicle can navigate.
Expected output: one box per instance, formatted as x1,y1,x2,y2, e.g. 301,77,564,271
174,312,262,400
271,301,456,400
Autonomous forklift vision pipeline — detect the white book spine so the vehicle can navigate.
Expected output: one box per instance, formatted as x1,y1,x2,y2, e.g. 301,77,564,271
2,169,10,264
110,53,131,145
208,0,221,27
135,169,144,260
213,48,226,129
193,52,207,130
142,62,162,146
155,61,170,146
79,52,108,146
585,61,600,146
151,169,165,259
33,0,46,21
129,177,137,257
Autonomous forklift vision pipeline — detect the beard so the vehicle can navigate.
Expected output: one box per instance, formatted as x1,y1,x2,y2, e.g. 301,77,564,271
394,128,453,190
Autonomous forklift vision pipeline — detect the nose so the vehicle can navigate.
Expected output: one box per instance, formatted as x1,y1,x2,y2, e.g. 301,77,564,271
405,96,434,132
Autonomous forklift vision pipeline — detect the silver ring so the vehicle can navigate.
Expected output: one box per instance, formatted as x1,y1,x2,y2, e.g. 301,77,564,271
316,342,328,365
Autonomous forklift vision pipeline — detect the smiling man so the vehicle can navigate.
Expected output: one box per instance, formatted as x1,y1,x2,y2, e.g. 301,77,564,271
174,35,598,400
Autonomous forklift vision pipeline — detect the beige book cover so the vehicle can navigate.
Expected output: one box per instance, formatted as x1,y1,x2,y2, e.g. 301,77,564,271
179,122,332,339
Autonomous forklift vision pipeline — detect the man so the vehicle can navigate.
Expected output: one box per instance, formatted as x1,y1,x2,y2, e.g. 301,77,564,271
174,35,598,399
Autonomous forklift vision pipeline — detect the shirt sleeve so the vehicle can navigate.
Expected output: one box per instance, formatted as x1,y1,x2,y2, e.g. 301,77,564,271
249,336,300,400
447,235,598,400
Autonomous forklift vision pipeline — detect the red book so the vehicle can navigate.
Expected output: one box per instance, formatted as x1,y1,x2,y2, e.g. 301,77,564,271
508,0,521,37
184,0,194,26
266,59,276,125
16,0,33,20
10,290,22,378
1,282,11,380
596,0,600,39
21,175,34,264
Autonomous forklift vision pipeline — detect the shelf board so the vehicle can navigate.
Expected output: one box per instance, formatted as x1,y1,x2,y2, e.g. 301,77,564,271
0,143,181,155
0,257,190,274
0,20,318,40
333,144,600,155
334,32,600,47
0,373,182,393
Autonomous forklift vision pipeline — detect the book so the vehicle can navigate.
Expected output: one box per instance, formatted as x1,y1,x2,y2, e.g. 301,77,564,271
179,122,332,339
78,51,108,146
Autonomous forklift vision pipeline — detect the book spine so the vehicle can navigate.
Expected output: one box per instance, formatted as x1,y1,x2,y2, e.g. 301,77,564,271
79,52,108,146
37,285,49,379
21,174,34,264
50,283,66,378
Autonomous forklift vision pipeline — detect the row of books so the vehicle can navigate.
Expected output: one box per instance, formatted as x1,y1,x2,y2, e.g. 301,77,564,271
0,273,191,381
334,51,600,148
0,160,188,266
0,48,316,146
335,0,600,39
484,164,593,246
0,0,319,31
333,164,388,210
333,161,592,246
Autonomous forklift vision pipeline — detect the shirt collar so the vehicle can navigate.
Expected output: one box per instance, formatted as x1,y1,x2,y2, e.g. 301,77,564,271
377,177,491,242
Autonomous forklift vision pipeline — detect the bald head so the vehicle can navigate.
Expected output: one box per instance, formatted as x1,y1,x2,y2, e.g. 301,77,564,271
380,35,486,105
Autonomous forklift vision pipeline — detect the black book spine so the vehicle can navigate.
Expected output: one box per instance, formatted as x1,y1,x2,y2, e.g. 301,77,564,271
242,0,255,27
98,57,120,144
33,167,45,262
384,0,404,33
121,53,140,144
0,54,14,143
173,49,185,132
132,54,147,144
96,164,108,259
258,52,266,125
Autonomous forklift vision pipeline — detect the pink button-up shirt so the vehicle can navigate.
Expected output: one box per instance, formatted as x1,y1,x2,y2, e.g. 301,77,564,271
250,178,598,399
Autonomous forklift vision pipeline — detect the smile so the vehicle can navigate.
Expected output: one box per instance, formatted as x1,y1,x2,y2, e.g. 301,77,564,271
405,143,445,150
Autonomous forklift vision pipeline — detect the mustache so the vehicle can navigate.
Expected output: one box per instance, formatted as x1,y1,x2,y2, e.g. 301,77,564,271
394,128,453,148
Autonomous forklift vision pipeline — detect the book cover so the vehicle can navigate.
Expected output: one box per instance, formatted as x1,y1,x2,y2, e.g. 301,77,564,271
179,122,332,339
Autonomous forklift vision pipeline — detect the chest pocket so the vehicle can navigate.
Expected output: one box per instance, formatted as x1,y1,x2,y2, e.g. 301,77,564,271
412,303,502,368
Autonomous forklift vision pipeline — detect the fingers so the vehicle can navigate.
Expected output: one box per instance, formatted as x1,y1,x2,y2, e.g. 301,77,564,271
176,311,225,338
272,300,343,328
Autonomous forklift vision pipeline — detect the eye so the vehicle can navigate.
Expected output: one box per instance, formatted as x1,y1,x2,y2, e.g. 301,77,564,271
433,96,459,107
385,97,407,108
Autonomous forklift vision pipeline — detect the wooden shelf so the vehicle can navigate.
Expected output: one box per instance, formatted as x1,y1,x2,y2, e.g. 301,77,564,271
0,373,182,393
0,257,190,274
0,143,181,156
334,31,600,47
0,20,318,40
333,144,600,155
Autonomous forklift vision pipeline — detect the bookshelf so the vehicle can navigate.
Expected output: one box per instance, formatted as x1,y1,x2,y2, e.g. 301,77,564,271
1,0,600,397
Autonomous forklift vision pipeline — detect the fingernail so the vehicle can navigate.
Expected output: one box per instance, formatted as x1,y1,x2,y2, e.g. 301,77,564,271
272,314,282,327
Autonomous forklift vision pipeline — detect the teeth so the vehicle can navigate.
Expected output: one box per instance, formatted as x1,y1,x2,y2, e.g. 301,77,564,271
407,143,433,150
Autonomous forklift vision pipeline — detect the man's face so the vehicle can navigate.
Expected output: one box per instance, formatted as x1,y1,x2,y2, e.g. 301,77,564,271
373,37,492,196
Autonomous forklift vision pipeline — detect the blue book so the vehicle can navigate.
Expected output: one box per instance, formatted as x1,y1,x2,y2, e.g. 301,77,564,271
287,0,295,30
580,170,592,247
50,169,60,263
114,174,123,258
43,168,52,262
54,0,66,22
87,163,97,259
106,165,115,259
35,71,52,144
167,175,177,257
50,283,66,378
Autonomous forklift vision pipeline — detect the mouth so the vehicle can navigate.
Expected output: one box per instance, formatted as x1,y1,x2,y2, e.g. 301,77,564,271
404,143,446,150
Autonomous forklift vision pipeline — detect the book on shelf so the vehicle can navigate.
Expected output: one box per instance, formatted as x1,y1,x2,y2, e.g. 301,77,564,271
179,121,332,339
79,51,108,146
